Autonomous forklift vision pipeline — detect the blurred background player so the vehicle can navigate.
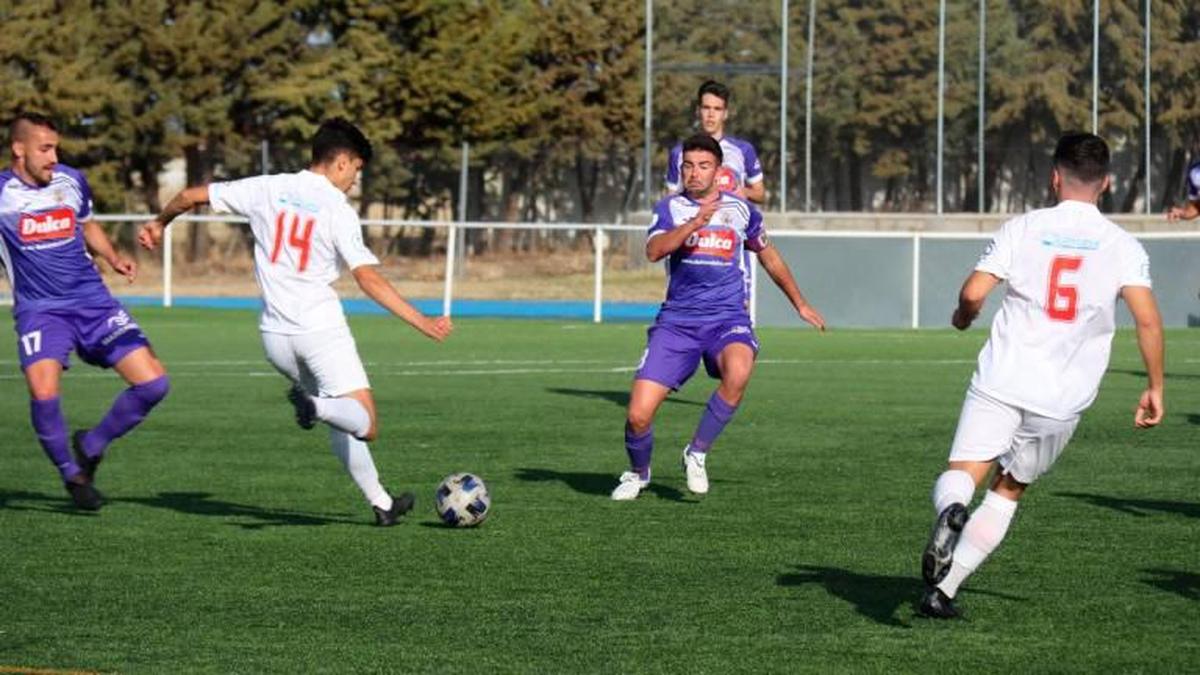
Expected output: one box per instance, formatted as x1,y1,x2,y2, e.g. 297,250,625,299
612,134,825,501
1165,157,1200,222
0,112,170,510
665,80,765,205
139,118,452,526
919,133,1165,619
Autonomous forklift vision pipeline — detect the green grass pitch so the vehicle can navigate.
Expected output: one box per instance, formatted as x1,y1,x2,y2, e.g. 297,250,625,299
1,308,1197,673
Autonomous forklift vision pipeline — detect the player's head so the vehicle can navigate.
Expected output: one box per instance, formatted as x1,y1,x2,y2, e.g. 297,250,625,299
680,134,723,198
695,80,730,137
310,118,373,193
1051,132,1111,201
9,112,59,187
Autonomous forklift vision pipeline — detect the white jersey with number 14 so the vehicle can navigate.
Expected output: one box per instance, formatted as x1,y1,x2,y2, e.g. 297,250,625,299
971,199,1151,420
208,170,379,335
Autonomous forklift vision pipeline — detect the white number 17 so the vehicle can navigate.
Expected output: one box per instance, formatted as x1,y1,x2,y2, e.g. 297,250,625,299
20,330,42,356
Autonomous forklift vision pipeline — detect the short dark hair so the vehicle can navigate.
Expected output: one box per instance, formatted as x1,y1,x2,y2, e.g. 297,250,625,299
9,112,57,143
681,134,723,164
696,80,730,107
1053,132,1109,184
311,118,373,166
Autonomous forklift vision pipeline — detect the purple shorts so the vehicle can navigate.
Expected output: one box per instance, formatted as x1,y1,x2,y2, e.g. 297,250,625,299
634,320,759,391
13,301,151,371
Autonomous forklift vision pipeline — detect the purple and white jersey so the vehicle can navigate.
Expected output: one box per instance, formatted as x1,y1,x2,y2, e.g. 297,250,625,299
0,165,108,317
664,136,763,194
648,192,767,325
1187,159,1200,202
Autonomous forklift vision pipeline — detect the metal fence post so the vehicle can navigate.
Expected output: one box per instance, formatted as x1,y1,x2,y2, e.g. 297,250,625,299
593,226,604,323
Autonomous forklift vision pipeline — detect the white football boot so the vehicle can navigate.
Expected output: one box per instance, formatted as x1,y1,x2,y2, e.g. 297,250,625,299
682,446,709,495
611,471,650,501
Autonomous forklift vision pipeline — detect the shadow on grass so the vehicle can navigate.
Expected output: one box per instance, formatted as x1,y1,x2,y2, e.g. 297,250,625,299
1142,568,1200,601
514,468,691,502
119,491,360,529
1056,492,1200,519
1188,414,1200,426
545,388,703,409
0,489,98,517
776,565,1025,627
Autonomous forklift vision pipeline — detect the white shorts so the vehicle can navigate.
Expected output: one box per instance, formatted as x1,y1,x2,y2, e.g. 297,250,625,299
261,325,370,397
948,386,1080,485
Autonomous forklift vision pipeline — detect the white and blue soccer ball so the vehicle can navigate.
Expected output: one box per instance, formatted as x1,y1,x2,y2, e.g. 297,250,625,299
435,473,491,527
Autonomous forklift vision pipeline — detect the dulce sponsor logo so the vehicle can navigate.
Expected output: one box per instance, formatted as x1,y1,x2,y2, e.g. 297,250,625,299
18,207,75,243
715,166,737,191
683,228,736,259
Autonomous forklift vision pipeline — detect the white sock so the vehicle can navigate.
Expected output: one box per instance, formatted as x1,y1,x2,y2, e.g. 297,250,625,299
329,429,392,511
937,490,1018,598
932,469,975,515
313,397,371,438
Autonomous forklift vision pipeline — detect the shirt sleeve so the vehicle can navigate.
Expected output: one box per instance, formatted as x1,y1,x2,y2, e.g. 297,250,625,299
1187,161,1200,202
208,176,270,216
332,205,379,270
647,200,675,241
743,143,764,185
1118,237,1152,289
975,218,1018,279
664,145,682,192
73,170,94,221
744,207,768,252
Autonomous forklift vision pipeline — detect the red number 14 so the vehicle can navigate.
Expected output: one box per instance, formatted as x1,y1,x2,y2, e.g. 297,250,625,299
270,211,315,272
1046,255,1083,322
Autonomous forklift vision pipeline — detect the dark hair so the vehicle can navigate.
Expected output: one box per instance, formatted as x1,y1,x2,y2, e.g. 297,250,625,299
696,80,730,107
311,118,373,166
9,112,57,143
1053,132,1109,184
681,134,723,164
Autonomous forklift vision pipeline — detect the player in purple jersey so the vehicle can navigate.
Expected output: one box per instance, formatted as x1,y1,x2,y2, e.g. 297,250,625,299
1166,159,1200,222
0,113,169,510
612,135,825,501
665,80,765,205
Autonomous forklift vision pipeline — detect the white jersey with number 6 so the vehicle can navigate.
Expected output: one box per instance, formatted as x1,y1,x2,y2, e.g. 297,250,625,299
971,199,1151,420
208,170,379,335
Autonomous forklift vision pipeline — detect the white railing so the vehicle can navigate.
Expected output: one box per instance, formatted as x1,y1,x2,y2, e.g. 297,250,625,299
90,214,1200,325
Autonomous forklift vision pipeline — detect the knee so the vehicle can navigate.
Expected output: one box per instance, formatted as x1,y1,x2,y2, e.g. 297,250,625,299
626,409,654,434
134,375,171,406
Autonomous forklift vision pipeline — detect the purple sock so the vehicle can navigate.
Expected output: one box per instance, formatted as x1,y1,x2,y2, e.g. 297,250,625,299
689,391,739,453
30,397,78,481
625,422,653,480
80,375,170,458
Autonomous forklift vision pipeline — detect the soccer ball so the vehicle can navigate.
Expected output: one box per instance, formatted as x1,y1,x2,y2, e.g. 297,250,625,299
435,473,491,527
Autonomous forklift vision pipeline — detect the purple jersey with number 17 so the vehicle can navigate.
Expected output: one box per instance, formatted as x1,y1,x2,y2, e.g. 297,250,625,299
0,165,111,317
648,192,767,326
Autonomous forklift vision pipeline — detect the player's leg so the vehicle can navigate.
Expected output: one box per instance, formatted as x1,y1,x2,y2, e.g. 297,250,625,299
681,326,758,494
920,387,1021,617
73,346,170,479
70,304,169,481
613,324,701,501
286,327,413,524
933,413,1078,607
16,313,102,508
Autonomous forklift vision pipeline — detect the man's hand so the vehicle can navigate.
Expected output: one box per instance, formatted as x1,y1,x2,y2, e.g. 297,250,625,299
1134,388,1164,428
108,255,137,283
691,199,720,228
417,316,453,342
951,307,973,331
138,220,165,250
798,304,826,332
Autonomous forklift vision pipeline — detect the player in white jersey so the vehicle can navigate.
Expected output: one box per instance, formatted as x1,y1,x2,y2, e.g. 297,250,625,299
918,133,1165,618
138,119,452,526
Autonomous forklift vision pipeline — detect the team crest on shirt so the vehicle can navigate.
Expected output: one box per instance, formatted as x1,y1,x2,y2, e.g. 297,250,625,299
17,207,75,243
682,228,736,261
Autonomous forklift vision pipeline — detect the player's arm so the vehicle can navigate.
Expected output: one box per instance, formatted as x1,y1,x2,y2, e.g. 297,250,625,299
351,265,452,342
646,200,719,262
742,181,765,205
138,186,211,250
1121,285,1165,428
82,220,136,283
1166,200,1199,222
951,271,1000,330
755,243,825,331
